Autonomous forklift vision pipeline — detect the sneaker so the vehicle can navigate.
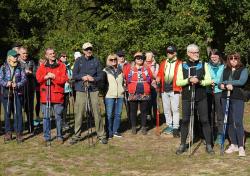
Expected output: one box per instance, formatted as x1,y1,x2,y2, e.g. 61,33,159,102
173,129,180,138
131,127,137,135
206,144,215,155
99,138,108,144
163,126,173,134
238,147,246,157
16,133,23,144
225,144,239,154
33,119,40,127
113,132,122,138
108,134,113,139
4,132,12,142
176,144,187,155
141,127,147,135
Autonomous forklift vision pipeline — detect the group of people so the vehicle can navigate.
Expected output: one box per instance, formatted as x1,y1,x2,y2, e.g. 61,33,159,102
0,42,248,157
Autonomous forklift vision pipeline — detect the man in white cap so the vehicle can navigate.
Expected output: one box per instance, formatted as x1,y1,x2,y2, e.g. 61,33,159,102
70,42,107,144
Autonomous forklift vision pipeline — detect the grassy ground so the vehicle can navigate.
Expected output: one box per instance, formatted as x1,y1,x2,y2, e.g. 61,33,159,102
0,98,250,176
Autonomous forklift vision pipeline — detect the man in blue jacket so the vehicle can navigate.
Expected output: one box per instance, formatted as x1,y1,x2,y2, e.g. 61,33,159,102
70,42,107,144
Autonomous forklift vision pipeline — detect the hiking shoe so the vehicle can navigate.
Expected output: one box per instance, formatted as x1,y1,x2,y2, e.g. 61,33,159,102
206,144,215,155
33,119,40,127
56,138,64,145
225,144,239,154
238,147,246,157
173,129,180,138
16,133,23,144
146,115,152,121
215,134,223,145
176,144,187,155
108,134,113,139
4,132,12,142
69,136,80,145
141,127,147,135
99,138,108,144
163,126,173,134
131,127,137,135
113,132,122,138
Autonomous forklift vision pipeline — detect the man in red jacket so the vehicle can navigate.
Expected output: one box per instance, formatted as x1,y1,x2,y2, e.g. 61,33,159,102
36,48,68,146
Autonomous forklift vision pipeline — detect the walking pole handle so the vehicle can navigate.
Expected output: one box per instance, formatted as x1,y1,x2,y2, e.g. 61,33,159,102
227,90,231,97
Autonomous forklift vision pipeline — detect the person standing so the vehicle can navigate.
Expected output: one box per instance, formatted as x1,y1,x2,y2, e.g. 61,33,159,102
103,54,124,139
123,52,153,135
219,53,248,157
175,44,214,155
207,49,224,144
156,46,182,137
18,46,36,133
70,42,107,144
0,50,26,143
59,53,72,130
36,48,68,146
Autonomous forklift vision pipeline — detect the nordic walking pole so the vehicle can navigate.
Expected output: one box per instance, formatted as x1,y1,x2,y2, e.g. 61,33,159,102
189,84,195,155
155,82,161,136
220,90,230,155
25,83,32,133
84,81,94,147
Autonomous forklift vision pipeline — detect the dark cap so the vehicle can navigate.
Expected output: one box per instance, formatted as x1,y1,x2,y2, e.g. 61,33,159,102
166,46,177,54
116,51,125,57
7,50,19,57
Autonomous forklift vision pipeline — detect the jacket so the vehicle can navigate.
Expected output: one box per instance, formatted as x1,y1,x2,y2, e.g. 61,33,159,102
207,61,224,94
36,61,68,104
124,64,153,95
72,56,103,92
0,62,26,95
103,66,124,98
157,59,182,93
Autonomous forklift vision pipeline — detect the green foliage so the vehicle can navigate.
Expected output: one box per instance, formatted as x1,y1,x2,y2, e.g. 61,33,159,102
0,0,249,65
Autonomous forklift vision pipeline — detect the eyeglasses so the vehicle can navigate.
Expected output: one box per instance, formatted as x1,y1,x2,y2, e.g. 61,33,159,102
84,47,93,51
109,59,117,62
61,56,67,58
135,56,144,60
229,57,238,61
189,51,199,54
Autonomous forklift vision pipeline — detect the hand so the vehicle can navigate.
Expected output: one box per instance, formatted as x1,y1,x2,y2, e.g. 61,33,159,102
12,82,16,88
48,72,55,79
6,81,12,87
220,84,225,90
87,75,94,82
82,76,88,81
156,77,160,83
25,69,32,74
226,84,233,91
189,76,199,84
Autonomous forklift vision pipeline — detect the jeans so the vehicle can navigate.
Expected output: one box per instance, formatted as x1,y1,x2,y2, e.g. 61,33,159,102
2,95,23,133
105,98,123,135
162,91,180,129
221,98,244,147
42,103,63,141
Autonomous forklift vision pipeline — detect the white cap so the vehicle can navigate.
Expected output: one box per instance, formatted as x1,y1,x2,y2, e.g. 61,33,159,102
82,42,93,50
74,51,82,60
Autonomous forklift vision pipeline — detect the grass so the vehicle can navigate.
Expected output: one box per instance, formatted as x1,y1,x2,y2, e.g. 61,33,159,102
0,98,250,175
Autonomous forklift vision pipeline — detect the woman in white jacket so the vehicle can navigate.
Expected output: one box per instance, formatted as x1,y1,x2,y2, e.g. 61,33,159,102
103,54,124,139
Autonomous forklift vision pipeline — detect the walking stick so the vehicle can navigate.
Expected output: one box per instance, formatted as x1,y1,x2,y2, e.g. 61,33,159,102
44,79,51,144
155,83,161,136
24,83,32,133
220,90,230,155
84,81,94,147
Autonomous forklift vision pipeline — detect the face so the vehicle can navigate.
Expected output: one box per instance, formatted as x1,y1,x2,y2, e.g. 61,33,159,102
45,49,56,61
210,54,220,64
187,49,199,61
134,56,144,66
117,56,125,64
108,57,118,67
19,48,28,60
145,53,153,62
229,56,238,68
60,55,67,63
83,47,93,58
167,52,176,59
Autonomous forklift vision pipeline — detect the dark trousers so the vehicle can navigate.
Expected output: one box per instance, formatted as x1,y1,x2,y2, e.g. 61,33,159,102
2,95,23,133
221,98,245,147
23,86,34,133
181,98,212,145
62,93,70,123
35,91,40,117
129,100,149,128
207,92,224,135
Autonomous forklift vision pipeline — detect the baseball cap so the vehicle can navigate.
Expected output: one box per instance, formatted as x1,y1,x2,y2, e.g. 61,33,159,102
166,46,177,54
82,42,93,50
116,51,125,57
7,50,19,57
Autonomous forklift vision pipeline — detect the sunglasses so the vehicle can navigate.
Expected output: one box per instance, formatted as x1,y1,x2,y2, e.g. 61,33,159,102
135,56,144,60
229,57,238,61
84,47,93,51
109,59,117,62
61,55,67,58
